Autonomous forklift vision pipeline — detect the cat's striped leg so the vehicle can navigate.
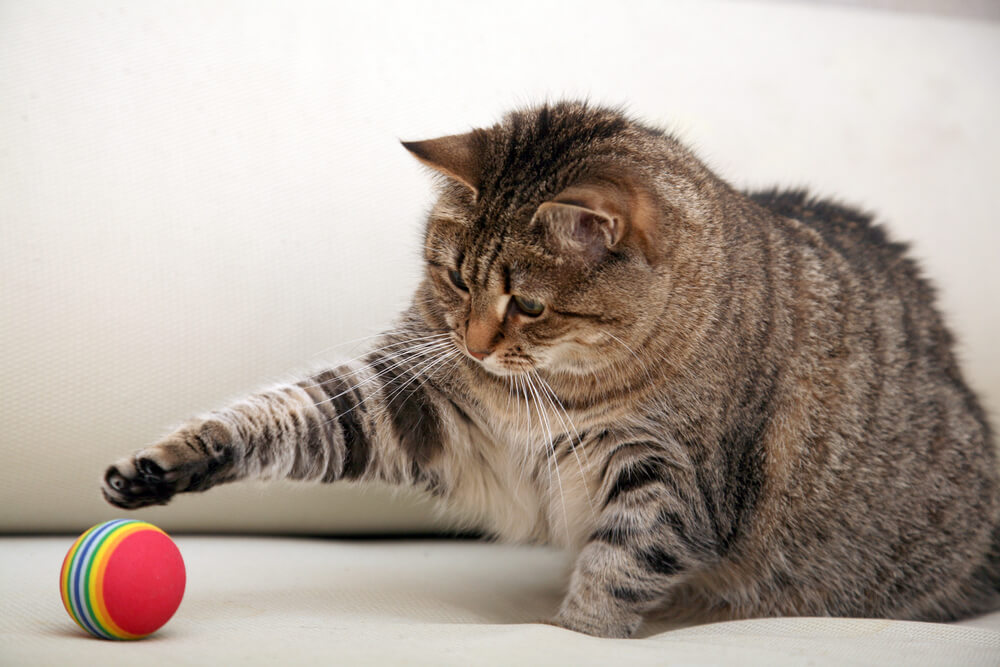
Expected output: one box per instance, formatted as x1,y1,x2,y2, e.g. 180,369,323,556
551,439,716,637
102,347,456,509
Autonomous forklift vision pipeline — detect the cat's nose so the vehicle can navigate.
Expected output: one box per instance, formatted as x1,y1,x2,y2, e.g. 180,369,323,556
466,346,490,361
466,314,501,361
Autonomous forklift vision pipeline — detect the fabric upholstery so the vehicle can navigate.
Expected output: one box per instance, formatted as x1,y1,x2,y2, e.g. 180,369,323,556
3,1,999,662
2,0,998,534
3,537,999,665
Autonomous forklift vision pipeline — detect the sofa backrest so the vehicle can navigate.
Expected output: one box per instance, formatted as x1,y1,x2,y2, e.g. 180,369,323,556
2,1,997,533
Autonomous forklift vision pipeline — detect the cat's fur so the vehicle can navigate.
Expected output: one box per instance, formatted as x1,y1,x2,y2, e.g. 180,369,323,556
103,102,1000,637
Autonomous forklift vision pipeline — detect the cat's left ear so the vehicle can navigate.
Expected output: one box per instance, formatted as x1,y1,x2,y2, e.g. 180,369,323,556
532,182,658,264
401,130,485,196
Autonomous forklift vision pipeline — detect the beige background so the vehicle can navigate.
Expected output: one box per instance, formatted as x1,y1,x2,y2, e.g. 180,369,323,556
2,0,998,533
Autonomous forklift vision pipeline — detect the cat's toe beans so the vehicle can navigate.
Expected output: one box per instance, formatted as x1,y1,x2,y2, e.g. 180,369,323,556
105,467,127,491
135,456,167,481
103,461,138,494
102,467,142,508
100,453,179,509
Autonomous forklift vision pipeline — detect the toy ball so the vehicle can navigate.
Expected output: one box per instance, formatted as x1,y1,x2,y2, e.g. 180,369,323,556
60,519,185,640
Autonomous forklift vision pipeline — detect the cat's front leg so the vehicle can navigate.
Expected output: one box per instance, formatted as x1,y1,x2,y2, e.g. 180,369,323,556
549,439,716,637
103,340,457,508
103,417,240,508
101,377,365,509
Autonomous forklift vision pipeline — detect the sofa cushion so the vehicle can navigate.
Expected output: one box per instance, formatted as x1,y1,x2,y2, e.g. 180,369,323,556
3,536,999,665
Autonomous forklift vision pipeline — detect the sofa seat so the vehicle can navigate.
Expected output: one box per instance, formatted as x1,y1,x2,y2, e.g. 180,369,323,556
3,536,999,665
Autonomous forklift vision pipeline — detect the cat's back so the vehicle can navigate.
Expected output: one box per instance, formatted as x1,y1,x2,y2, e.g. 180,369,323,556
748,188,918,291
745,187,995,493
718,186,1000,621
747,188,979,401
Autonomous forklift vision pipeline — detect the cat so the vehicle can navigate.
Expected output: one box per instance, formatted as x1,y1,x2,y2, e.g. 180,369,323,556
103,101,1000,638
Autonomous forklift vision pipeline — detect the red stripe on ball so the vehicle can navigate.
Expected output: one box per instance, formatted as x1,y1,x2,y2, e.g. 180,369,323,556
102,530,186,636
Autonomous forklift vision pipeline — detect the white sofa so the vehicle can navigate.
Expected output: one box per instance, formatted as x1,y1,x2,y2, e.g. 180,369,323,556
2,1,999,664
4,537,1000,665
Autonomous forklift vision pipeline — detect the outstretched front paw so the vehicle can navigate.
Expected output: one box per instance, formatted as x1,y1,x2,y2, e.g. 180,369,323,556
103,455,178,509
101,420,235,509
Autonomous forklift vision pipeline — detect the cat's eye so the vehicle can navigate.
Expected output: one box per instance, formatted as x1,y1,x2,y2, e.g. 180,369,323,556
512,295,544,317
448,269,468,292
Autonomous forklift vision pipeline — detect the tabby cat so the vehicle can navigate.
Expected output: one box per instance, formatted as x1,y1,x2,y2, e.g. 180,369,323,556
103,102,1000,637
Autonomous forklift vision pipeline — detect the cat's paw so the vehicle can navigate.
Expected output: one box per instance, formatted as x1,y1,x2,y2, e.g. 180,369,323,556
546,605,643,638
102,454,178,509
102,420,235,509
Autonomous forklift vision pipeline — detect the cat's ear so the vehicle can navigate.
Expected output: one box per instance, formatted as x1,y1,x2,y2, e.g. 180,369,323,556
532,201,622,263
401,131,484,195
532,182,657,263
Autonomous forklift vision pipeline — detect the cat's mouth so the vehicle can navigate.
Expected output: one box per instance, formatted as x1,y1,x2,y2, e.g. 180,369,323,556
483,356,537,376
464,351,535,376
455,339,539,375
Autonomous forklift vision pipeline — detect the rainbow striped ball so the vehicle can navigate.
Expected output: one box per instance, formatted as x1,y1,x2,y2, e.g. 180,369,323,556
60,519,186,640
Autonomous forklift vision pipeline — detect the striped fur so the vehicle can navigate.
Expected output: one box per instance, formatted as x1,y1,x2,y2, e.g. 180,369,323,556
104,102,1000,637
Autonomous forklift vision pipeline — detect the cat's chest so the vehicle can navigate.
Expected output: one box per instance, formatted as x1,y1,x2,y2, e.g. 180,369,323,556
444,397,606,548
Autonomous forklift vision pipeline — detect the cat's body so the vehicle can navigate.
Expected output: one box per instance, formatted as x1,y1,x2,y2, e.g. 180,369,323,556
103,102,1000,637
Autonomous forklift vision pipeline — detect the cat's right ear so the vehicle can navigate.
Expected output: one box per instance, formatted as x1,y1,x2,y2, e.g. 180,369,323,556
401,131,485,196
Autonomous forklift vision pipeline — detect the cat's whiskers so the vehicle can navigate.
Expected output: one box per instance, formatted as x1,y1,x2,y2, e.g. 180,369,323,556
303,327,414,363
534,372,584,454
512,374,535,492
305,333,453,386
360,335,454,373
308,338,454,413
298,335,453,399
318,342,459,432
604,332,653,386
523,370,572,545
307,347,452,419
305,328,450,369
378,346,461,415
576,338,653,405
534,371,596,519
503,375,517,444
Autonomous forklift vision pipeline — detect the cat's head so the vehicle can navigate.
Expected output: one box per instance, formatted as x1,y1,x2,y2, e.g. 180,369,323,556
405,102,694,379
